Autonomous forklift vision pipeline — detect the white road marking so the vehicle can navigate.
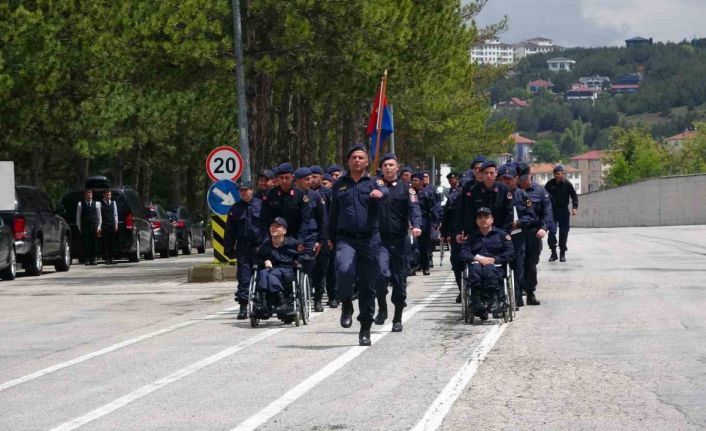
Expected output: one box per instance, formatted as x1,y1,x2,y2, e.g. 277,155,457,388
48,328,285,431
0,306,238,393
231,274,456,431
47,307,330,430
410,322,507,431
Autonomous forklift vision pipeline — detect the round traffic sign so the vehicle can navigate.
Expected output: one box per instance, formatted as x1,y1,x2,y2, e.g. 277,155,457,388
206,146,244,182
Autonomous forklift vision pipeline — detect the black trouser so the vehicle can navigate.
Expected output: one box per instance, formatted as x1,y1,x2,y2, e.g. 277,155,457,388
376,235,410,307
102,227,116,261
312,250,330,302
418,220,432,271
450,240,463,291
548,209,570,251
235,248,256,304
326,248,337,301
524,230,542,293
335,234,380,324
81,227,98,262
511,233,526,298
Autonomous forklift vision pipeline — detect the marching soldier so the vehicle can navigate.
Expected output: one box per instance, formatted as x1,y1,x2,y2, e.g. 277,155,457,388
328,144,388,346
545,164,578,262
441,172,464,302
411,173,439,276
309,165,334,311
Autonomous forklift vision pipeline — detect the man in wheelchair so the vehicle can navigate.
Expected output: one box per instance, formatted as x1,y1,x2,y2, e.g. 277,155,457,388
253,217,304,317
460,207,515,320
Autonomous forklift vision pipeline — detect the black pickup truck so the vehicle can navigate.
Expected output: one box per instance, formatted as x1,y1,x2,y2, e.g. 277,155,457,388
0,186,72,276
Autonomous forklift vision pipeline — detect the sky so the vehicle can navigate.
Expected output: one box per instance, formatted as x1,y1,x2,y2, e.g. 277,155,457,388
475,0,706,47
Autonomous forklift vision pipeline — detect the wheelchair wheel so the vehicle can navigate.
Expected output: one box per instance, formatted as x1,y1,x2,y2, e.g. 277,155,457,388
247,270,259,324
507,271,516,322
298,272,311,325
461,265,469,322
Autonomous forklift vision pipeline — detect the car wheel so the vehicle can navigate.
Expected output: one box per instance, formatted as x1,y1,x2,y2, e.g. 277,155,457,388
26,239,43,276
145,235,156,260
0,247,16,280
54,235,71,272
197,233,206,254
182,235,192,255
128,235,140,262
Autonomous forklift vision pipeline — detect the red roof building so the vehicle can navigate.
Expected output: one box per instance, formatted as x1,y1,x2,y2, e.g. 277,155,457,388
665,130,697,149
528,79,554,93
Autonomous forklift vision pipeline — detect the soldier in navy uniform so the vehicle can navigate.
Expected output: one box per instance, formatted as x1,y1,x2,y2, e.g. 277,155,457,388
545,164,578,262
328,144,388,346
255,170,275,199
321,173,334,189
460,207,514,321
261,163,312,244
76,189,102,266
374,153,422,332
309,165,333,311
517,163,553,306
412,172,440,276
400,166,413,184
326,164,343,182
223,181,266,319
441,172,464,302
100,190,118,265
461,155,487,186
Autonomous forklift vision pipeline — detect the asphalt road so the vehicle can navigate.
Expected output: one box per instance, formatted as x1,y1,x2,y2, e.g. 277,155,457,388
1,226,705,430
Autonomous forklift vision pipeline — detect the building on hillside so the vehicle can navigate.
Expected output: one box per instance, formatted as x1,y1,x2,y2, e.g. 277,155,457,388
626,37,653,47
495,97,529,110
611,84,640,95
528,79,554,94
579,76,611,90
471,39,515,65
565,84,601,103
569,150,611,193
531,163,582,193
615,74,641,85
514,37,561,60
497,153,513,166
547,57,576,72
511,133,535,163
664,130,697,150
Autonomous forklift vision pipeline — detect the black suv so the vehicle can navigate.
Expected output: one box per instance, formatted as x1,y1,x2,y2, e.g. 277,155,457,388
166,206,206,254
0,217,16,280
59,177,155,262
0,186,72,275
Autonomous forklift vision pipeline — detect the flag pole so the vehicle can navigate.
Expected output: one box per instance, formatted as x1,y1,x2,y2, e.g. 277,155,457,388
371,70,388,175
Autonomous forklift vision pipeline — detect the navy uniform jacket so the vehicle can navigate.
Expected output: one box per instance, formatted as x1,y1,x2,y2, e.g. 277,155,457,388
261,186,312,243
522,182,553,231
328,174,389,240
378,179,422,238
455,181,514,235
223,197,265,253
545,178,579,212
255,237,302,268
460,227,515,264
418,187,441,226
510,187,538,233
306,188,328,244
441,184,463,237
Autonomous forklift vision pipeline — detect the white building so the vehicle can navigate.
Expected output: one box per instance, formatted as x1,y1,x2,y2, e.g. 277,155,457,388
579,76,610,90
530,163,582,194
547,57,576,72
471,39,515,66
514,37,560,60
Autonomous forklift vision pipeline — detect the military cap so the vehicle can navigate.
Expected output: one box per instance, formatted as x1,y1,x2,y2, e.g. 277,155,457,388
379,152,397,166
239,181,254,189
480,160,497,171
498,165,517,178
258,169,275,179
276,163,294,175
446,172,459,179
516,162,531,181
401,166,413,174
272,217,288,228
553,164,565,173
294,167,312,180
309,165,324,175
471,155,487,167
476,207,493,216
326,164,342,174
322,173,333,181
346,144,368,159
412,172,425,181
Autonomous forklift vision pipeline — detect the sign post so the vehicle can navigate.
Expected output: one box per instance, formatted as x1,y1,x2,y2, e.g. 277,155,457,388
206,147,243,263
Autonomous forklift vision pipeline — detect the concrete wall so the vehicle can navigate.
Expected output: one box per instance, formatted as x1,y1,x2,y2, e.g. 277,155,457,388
572,174,706,227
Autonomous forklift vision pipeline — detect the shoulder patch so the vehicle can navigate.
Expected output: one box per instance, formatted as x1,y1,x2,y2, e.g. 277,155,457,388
302,195,309,203
296,244,304,252
377,179,384,186
409,188,416,195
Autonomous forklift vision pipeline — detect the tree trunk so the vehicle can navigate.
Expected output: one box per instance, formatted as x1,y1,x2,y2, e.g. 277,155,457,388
318,102,332,165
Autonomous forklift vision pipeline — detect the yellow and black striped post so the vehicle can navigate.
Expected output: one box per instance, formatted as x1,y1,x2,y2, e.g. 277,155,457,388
210,215,236,264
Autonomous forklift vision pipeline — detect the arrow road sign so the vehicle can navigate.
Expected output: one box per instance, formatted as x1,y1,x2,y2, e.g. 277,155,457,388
207,180,240,216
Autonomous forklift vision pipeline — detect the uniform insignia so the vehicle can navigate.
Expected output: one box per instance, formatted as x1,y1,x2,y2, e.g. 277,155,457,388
506,235,511,241
302,195,309,203
527,199,532,207
321,197,326,205
377,179,384,186
296,244,304,252
289,189,295,196
392,182,397,187
409,188,416,195
339,186,348,192
507,192,512,199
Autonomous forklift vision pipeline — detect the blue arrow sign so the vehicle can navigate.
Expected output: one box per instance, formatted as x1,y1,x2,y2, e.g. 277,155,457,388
207,180,240,216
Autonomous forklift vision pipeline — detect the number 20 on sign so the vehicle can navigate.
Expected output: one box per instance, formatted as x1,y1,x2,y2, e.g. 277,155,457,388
206,146,244,182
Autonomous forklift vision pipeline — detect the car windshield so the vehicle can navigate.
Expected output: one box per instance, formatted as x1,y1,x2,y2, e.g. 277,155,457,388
166,210,177,221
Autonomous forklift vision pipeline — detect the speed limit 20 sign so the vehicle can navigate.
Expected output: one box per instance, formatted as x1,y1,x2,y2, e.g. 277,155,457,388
206,146,244,182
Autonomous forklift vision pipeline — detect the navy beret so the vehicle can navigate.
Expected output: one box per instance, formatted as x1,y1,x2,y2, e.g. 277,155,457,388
239,181,254,189
276,163,294,175
272,217,288,228
481,160,497,171
309,165,324,175
379,152,397,166
516,162,530,179
412,172,425,181
346,144,368,159
294,167,312,179
258,169,275,179
401,166,413,174
471,155,487,167
326,164,342,174
322,173,333,181
553,164,565,173
498,165,517,177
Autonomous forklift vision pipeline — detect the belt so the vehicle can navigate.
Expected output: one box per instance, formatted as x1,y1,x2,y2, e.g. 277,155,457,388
337,230,373,240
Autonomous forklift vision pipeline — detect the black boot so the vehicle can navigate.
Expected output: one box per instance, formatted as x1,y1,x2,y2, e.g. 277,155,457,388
237,303,248,320
391,306,404,332
560,250,566,262
456,293,462,304
359,321,372,346
515,295,524,309
327,298,339,308
549,248,558,262
374,296,388,325
526,292,541,306
277,292,292,314
314,300,324,312
340,299,353,328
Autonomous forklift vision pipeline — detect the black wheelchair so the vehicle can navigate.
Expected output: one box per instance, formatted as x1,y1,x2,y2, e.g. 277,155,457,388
460,262,516,324
247,262,311,328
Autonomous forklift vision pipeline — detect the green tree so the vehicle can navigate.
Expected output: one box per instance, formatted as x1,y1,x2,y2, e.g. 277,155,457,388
533,139,561,162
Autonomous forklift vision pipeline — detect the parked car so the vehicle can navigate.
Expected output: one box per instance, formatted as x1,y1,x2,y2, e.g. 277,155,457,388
59,177,155,263
0,217,16,280
0,186,72,275
166,206,206,254
146,204,177,258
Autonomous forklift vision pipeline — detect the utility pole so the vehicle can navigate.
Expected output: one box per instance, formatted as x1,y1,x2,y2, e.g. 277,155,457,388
231,0,251,182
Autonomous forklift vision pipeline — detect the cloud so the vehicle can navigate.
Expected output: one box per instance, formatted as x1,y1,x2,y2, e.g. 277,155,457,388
580,0,706,45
